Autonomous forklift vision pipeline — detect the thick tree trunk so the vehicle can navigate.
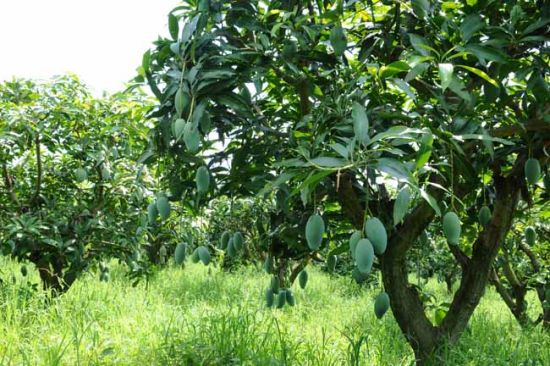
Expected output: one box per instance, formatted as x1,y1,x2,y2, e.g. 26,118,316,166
378,164,523,363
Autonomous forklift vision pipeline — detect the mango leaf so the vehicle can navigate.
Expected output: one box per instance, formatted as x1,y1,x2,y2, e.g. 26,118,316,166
460,15,484,42
456,65,499,87
352,102,369,145
411,0,430,19
409,34,434,56
464,44,507,64
438,63,454,91
310,156,347,168
330,25,347,56
330,143,349,159
375,158,413,181
415,131,434,170
369,126,423,145
142,50,151,73
420,188,441,216
392,78,416,101
380,61,410,78
452,134,514,145
168,14,179,40
393,186,411,225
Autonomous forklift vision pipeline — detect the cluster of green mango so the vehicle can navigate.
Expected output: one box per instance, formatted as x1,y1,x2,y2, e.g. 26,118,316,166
262,256,308,309
98,262,110,282
304,212,391,317
219,230,245,257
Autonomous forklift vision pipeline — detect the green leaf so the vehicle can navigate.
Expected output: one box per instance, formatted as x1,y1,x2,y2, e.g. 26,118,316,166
142,50,151,73
456,65,499,87
174,118,186,140
168,14,179,40
330,25,347,56
438,63,454,91
409,34,433,56
330,143,349,159
460,15,484,42
380,61,410,79
411,0,430,19
452,134,514,146
393,186,411,225
310,157,346,168
464,44,507,64
375,158,413,181
415,131,433,170
352,102,369,145
391,78,416,101
420,188,441,216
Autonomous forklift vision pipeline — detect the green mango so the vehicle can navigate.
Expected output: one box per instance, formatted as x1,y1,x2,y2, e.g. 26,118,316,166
147,202,158,225
174,87,190,117
352,268,369,283
226,239,236,257
478,206,492,227
305,214,324,250
220,231,231,249
355,239,374,275
286,289,296,306
524,158,541,185
365,217,387,255
349,231,362,259
233,231,244,251
298,270,308,289
197,246,211,265
191,248,200,263
263,256,273,274
277,290,286,309
156,196,171,220
443,212,461,245
196,166,210,194
174,242,187,265
374,292,390,319
524,226,536,246
75,168,87,182
266,288,275,308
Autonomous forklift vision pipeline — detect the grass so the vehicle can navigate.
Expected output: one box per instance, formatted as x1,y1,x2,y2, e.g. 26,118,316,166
0,258,548,366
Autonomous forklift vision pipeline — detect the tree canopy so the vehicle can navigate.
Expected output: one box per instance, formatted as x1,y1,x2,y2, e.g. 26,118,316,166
138,0,549,363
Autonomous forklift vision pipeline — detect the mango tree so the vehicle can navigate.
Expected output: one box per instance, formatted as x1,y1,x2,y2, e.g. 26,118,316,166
0,76,153,293
138,0,549,363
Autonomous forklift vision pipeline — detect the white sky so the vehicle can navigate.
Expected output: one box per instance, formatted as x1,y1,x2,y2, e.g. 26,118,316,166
0,0,177,94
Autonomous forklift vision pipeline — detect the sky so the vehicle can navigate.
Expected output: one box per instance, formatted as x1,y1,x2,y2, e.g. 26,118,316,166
0,0,176,94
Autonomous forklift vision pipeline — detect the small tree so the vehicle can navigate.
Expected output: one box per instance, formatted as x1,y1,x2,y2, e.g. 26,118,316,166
139,1,549,363
0,76,153,293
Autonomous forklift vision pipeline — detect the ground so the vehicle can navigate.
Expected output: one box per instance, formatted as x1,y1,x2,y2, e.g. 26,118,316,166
0,258,548,365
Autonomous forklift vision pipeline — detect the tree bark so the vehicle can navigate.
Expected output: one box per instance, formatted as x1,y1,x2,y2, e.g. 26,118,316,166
336,154,525,364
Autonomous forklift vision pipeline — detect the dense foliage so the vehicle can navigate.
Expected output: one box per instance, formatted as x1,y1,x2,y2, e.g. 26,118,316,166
138,0,549,363
0,76,154,292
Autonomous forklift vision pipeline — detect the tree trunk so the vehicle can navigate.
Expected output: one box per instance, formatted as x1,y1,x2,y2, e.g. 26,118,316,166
384,160,523,364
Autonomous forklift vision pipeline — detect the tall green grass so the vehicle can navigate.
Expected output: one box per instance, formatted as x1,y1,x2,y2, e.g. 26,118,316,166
0,258,548,365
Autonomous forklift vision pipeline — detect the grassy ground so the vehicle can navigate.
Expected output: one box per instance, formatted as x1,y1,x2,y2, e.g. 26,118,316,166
0,258,548,366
